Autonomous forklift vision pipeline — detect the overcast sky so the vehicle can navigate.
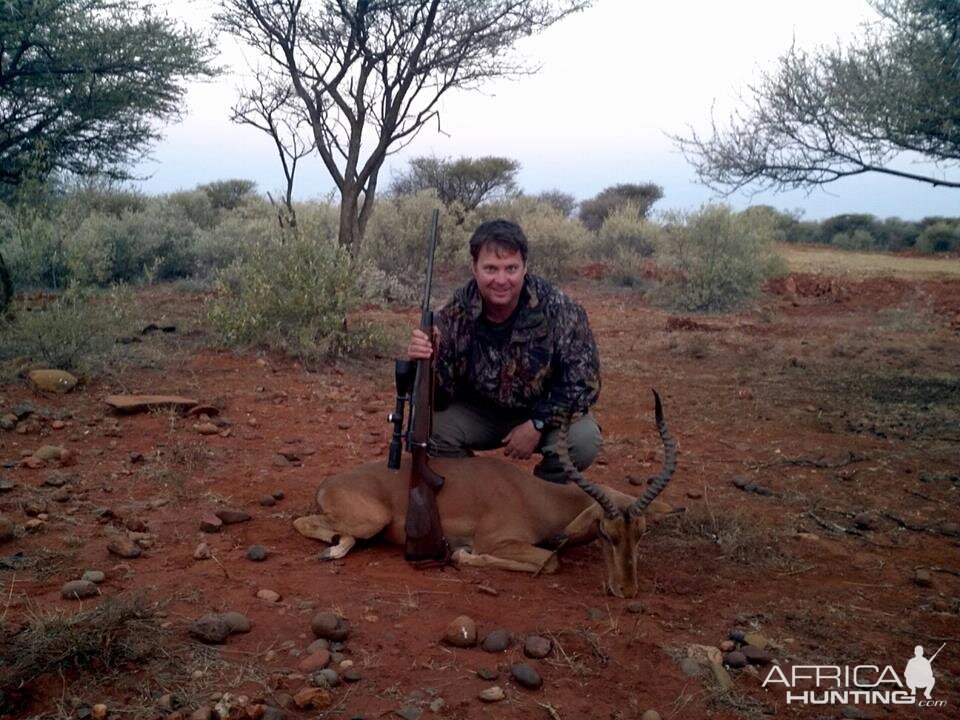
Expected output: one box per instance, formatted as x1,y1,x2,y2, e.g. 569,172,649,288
138,0,960,221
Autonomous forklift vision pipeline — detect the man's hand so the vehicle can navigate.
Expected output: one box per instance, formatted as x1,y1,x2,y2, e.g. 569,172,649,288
502,420,542,460
408,328,436,360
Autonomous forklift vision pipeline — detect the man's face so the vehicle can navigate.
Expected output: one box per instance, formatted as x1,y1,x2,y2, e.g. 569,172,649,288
472,243,527,315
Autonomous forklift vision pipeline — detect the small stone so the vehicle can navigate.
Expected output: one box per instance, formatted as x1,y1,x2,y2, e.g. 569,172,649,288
853,512,878,530
640,712,662,720
0,516,14,543
107,536,142,558
24,498,48,516
298,650,331,673
33,445,67,462
199,515,222,533
442,615,477,647
82,570,106,584
311,611,350,641
62,580,98,599
523,635,552,659
277,446,301,461
743,631,768,650
479,686,505,702
215,509,251,524
586,607,605,621
914,569,933,587
480,629,511,653
510,663,542,690
342,668,361,683
728,630,746,643
477,668,499,681
43,471,70,487
246,544,268,561
307,638,329,654
51,487,71,502
740,645,772,666
679,657,703,677
191,707,213,720
193,543,212,560
272,490,285,500
28,369,78,394
257,589,281,603
732,476,750,489
125,518,148,533
719,640,736,652
92,704,107,720
724,651,748,668
221,612,251,634
316,668,339,687
189,615,233,644
259,496,276,507
194,422,219,436
394,706,421,720
626,601,643,614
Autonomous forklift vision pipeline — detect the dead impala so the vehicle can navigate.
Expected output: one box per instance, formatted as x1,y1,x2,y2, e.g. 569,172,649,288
295,391,677,597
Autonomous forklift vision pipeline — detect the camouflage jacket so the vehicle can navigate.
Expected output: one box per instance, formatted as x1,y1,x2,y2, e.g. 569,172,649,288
434,274,600,427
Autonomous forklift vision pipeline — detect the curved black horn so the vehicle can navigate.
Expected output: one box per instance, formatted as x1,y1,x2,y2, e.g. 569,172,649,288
629,390,677,518
556,420,619,519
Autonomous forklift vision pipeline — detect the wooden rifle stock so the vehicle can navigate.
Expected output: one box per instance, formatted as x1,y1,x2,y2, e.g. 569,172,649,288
404,210,450,565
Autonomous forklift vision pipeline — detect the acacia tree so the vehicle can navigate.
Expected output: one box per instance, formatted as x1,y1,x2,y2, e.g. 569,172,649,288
390,155,520,210
217,0,590,255
675,0,960,193
0,0,215,196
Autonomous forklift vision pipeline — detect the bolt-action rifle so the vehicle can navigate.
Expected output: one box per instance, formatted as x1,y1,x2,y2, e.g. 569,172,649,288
389,209,450,566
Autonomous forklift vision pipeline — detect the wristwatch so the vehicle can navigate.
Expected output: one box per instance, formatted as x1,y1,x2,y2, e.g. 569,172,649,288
531,418,545,432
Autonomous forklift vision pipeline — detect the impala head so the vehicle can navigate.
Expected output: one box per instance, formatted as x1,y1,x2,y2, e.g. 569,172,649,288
558,390,676,598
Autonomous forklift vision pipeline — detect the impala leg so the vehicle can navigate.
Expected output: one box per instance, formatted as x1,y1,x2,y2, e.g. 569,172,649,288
292,514,359,560
454,541,560,574
559,505,602,546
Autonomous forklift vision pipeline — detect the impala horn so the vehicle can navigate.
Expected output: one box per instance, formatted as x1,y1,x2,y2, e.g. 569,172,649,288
628,390,677,518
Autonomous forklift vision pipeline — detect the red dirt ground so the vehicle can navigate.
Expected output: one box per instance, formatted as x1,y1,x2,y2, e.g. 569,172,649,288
2,268,959,720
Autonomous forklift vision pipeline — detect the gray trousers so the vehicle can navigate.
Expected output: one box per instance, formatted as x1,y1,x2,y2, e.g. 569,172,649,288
428,400,602,483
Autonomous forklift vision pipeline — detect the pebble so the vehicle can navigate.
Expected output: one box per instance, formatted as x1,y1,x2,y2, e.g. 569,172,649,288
640,712,662,720
479,686,505,702
740,645,773,666
477,668,499,681
194,422,219,435
189,615,233,644
43,471,70,487
92,704,108,720
62,580,99,599
298,650,331,673
199,515,222,533
257,589,281,603
626,601,643,614
221,612,251,634
523,635,552,659
82,570,106,584
107,536,142,558
586,607,605,621
272,490,285,500
316,668,339,687
510,663,542,690
442,615,477,647
678,657,702,677
394,707,421,720
193,543,212,560
246,544,268,561
719,640,736,652
307,638,330,654
0,516,14,543
51,487,71,502
311,611,350,641
480,629,511,653
724,651,748,668
343,668,362,683
853,512,878,530
259,496,276,507
215,509,252,524
728,630,746,643
743,631,768,650
914,569,933,587
732,476,750,489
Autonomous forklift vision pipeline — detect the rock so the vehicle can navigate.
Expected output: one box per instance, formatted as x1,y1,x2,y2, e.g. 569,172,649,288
678,657,703,677
124,518,148,533
442,615,477,647
221,612,251,634
640,712,662,720
719,640,736,652
914,569,933,587
28,369,78,394
277,447,301,461
62,580,99,599
724,651,748,668
193,543,212,560
293,688,333,711
586,607,605,621
315,668,339,687
0,516,14,544
298,650,330,673
272,490,285,500
51,487,71,502
33,445,68,462
743,631,768,650
523,635,552,659
478,686,505,702
740,645,772,666
194,422,219,435
215,509,251,524
0,414,16,430
92,703,108,720
189,615,233,644
307,638,329,654
342,668,361,683
246,544,268,561
477,668,499,681
840,706,875,719
480,629,511,653
82,570,106,584
199,515,222,533
257,589,281,603
105,394,199,414
938,521,960,537
190,707,213,720
728,630,746,644
259,496,276,507
311,611,350,641
24,499,47,516
853,512,878,530
43,471,71,487
510,663,542,690
732,476,750,489
394,706,421,720
626,601,643,614
107,536,142,558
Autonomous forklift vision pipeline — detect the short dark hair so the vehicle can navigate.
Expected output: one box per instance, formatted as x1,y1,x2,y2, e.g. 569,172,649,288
468,219,528,262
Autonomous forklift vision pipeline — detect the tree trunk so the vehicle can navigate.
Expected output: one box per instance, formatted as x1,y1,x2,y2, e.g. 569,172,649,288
337,186,363,257
0,250,13,314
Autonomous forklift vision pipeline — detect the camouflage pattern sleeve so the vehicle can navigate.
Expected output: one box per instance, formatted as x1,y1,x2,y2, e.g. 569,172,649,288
431,300,461,408
531,301,601,427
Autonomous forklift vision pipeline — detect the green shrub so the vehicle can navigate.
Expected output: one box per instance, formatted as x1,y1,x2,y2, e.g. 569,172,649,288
831,229,879,251
915,221,960,253
0,285,134,374
198,179,258,210
1,206,69,289
162,190,220,230
207,232,383,363
193,211,275,279
592,202,662,258
655,204,786,313
579,183,663,231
